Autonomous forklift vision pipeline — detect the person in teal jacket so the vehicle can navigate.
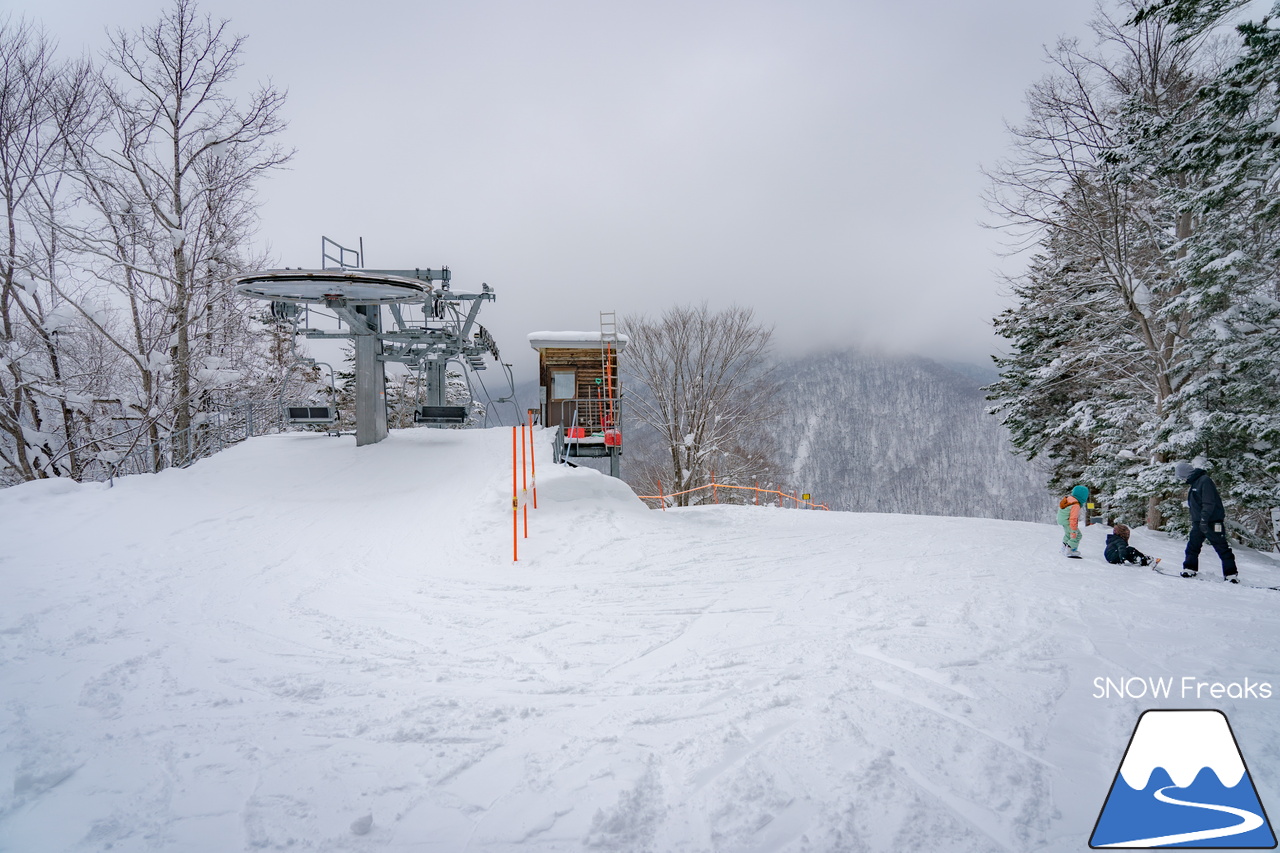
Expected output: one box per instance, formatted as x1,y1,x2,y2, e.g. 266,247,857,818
1057,485,1089,558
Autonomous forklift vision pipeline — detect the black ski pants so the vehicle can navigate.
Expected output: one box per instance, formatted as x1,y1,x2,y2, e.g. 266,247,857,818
1184,524,1238,578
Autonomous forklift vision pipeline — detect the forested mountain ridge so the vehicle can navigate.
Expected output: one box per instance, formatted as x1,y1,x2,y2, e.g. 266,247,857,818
775,349,1052,522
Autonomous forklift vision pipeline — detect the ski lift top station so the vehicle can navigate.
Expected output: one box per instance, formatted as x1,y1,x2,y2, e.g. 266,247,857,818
229,238,503,446
231,238,627,479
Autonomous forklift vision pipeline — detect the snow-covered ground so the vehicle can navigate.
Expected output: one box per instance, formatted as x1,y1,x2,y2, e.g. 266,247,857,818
2,427,1278,852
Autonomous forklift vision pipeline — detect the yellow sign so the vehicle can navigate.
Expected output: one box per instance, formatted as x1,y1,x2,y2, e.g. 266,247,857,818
802,494,811,501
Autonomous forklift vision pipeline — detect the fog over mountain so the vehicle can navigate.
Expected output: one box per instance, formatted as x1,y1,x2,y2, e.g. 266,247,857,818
774,349,1053,522
535,344,1052,523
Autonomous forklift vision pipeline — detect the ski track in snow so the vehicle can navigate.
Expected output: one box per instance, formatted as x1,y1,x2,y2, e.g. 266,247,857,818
2,427,1279,851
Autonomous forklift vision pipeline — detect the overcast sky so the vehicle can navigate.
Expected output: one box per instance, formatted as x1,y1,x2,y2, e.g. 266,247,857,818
18,0,1103,380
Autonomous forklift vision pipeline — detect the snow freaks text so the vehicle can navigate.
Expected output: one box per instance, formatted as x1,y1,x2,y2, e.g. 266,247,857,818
1093,677,1273,701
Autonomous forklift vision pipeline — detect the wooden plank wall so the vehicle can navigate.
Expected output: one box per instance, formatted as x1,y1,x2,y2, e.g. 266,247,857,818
538,347,619,400
537,346,620,429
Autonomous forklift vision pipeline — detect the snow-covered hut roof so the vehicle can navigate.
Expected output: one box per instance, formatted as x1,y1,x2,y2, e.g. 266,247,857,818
527,331,628,352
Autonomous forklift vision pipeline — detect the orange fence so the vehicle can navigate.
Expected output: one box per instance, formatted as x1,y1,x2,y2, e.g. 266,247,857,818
637,482,829,511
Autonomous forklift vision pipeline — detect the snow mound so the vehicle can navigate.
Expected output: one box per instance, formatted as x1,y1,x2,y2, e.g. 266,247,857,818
0,475,88,504
535,464,649,514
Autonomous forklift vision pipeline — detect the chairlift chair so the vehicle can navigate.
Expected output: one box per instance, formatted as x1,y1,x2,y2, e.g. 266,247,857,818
408,358,474,427
286,405,340,425
414,405,468,425
284,359,341,431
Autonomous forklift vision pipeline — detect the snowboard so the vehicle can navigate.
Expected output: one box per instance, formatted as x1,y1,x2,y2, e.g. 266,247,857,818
1152,561,1280,591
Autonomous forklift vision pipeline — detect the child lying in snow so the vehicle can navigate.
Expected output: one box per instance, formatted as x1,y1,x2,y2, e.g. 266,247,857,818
1104,524,1153,566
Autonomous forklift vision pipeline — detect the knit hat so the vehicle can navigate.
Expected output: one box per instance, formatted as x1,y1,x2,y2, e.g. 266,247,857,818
1174,461,1195,481
1113,523,1131,539
1071,485,1089,504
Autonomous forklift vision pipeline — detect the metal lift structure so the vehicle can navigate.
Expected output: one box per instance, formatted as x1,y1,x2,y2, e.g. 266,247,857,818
229,237,507,446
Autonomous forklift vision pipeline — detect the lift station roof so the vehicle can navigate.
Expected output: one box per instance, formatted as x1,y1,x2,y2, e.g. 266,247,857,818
230,269,430,305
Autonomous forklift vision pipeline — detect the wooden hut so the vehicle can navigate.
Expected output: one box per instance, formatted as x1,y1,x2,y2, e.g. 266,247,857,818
528,331,627,476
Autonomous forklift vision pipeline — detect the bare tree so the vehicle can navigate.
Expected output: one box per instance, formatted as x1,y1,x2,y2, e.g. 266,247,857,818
622,304,783,506
0,2,292,486
0,18,103,482
53,0,291,467
0,17,55,481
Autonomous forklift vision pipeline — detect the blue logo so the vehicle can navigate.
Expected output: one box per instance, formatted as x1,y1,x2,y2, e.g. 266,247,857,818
1091,710,1276,848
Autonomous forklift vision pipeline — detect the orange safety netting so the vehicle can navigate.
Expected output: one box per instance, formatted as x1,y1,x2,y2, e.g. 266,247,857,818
637,482,829,511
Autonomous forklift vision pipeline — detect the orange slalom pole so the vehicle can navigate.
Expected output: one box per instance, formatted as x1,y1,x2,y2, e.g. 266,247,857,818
506,422,512,558
522,421,529,538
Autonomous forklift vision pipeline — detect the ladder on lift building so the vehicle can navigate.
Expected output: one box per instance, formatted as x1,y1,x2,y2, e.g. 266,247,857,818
599,311,620,447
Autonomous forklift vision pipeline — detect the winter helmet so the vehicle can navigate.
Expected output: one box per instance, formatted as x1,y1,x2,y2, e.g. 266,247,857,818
1071,485,1089,505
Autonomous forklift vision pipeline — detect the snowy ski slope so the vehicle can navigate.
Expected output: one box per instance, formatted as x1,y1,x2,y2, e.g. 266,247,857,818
2,427,1279,852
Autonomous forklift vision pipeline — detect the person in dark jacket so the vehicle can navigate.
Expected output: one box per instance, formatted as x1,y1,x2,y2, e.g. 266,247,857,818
1174,461,1238,582
1104,523,1153,566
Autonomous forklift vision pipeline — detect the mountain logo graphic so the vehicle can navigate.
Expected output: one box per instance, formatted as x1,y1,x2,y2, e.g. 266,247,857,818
1090,709,1277,848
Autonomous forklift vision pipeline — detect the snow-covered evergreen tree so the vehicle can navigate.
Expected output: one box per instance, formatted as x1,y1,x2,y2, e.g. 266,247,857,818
987,0,1280,546
1133,0,1280,544
985,0,1256,532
